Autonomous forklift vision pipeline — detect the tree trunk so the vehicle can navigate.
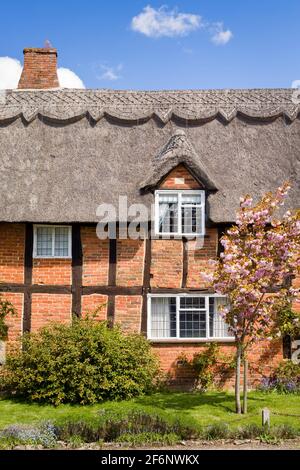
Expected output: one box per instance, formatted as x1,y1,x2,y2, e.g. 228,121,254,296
242,359,248,414
235,344,242,414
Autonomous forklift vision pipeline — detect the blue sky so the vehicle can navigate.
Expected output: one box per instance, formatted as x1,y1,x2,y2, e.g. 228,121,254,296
0,0,299,89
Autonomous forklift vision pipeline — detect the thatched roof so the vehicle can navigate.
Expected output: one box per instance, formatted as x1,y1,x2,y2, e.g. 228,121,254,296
0,88,299,223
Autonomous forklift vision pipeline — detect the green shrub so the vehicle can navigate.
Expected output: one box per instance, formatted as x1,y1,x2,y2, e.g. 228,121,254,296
66,434,85,449
273,302,300,338
200,423,299,441
259,361,300,394
0,295,16,341
259,433,281,445
0,416,298,448
232,424,262,439
0,319,159,405
179,343,234,391
201,423,230,440
274,361,300,382
271,424,298,439
56,410,195,443
57,420,101,442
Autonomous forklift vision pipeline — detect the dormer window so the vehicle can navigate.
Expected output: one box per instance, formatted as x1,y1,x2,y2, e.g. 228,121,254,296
155,190,205,237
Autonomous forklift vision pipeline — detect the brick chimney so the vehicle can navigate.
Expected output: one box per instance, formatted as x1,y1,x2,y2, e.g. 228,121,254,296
18,48,59,89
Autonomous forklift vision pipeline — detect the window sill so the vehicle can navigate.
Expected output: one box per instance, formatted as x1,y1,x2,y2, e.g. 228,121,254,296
149,338,235,344
154,233,207,239
33,256,72,260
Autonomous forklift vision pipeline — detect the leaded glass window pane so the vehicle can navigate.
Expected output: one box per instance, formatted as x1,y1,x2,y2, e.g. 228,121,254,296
54,227,69,257
36,227,52,257
159,194,178,233
180,297,205,310
179,311,206,338
181,194,203,234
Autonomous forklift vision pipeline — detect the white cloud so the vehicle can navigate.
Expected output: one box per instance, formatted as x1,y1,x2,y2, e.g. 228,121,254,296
131,5,233,45
131,5,202,38
291,80,300,89
0,57,85,89
98,64,123,81
0,57,22,89
57,67,85,89
211,24,233,45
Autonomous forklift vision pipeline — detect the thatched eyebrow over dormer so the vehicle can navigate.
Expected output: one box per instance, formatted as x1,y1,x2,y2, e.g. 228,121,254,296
140,130,218,192
0,88,299,224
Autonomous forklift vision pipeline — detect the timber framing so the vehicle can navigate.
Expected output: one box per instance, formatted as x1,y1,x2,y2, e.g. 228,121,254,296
71,224,83,318
141,234,152,334
283,335,292,359
23,223,33,333
181,238,188,289
107,238,117,326
0,223,238,334
0,284,212,295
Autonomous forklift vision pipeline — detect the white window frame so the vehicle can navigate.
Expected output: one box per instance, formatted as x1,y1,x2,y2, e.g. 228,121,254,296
33,225,72,259
154,189,205,237
147,293,234,343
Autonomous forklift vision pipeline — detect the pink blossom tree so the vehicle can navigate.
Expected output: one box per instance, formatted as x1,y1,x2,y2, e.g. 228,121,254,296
210,183,300,413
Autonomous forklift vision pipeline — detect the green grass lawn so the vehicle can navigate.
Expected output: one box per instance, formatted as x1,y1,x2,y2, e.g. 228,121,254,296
0,391,299,431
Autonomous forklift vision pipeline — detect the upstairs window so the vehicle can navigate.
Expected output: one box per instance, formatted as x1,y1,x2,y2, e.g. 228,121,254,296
155,190,205,236
33,225,72,258
148,295,233,341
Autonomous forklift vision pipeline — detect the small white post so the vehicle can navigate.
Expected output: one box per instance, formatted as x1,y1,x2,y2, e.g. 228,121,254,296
262,408,270,430
0,341,6,365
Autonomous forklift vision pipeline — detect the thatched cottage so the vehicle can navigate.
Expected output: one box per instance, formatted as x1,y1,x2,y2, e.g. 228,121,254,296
0,47,299,385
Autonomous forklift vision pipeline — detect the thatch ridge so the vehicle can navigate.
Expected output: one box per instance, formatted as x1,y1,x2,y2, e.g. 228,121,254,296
0,88,299,124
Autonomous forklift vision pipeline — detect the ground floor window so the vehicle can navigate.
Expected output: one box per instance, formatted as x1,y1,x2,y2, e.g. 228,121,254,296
148,295,234,341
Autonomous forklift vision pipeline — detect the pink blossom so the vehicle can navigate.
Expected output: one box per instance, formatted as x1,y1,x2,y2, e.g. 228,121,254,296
209,182,300,344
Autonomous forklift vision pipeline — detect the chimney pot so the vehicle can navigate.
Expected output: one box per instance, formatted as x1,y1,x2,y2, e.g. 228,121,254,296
18,47,59,89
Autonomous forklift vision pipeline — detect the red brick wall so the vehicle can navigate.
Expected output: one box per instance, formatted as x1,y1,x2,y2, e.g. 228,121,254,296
160,164,203,190
117,239,144,286
82,294,108,320
81,227,109,286
246,339,283,384
32,259,72,285
0,223,25,283
150,230,218,289
152,339,283,389
2,293,23,346
31,294,71,331
115,296,142,333
151,240,182,288
152,343,234,387
187,229,218,288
